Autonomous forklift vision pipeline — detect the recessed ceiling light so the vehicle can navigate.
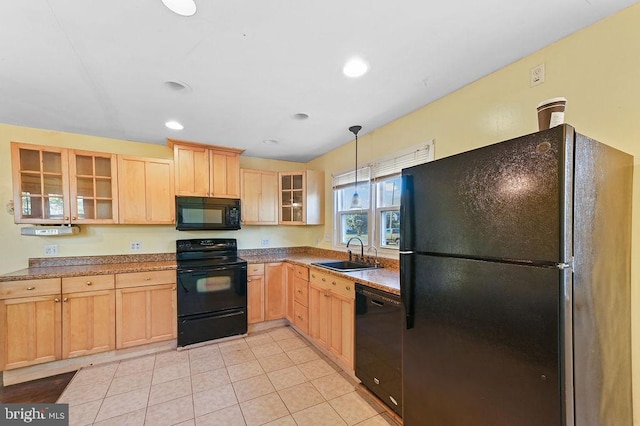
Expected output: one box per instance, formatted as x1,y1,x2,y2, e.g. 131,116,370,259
163,80,191,92
161,0,196,17
263,139,279,145
291,113,309,121
343,57,369,78
165,120,184,130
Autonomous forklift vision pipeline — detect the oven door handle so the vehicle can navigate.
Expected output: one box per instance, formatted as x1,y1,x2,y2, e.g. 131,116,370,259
178,264,247,274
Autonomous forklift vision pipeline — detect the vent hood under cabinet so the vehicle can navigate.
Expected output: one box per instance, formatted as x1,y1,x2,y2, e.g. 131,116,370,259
20,225,80,236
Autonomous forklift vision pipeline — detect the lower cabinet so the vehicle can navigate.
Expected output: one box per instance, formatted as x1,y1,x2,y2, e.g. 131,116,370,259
0,286,62,370
247,264,265,324
62,275,115,359
115,271,177,349
248,263,286,324
265,263,285,320
308,269,355,370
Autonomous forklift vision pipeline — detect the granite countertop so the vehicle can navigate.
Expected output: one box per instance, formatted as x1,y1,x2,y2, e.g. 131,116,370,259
241,252,400,295
1,248,400,295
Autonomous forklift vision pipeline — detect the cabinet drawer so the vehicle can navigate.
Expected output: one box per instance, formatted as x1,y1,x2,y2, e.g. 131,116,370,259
309,270,354,299
294,277,309,307
294,265,309,281
115,270,175,289
0,278,61,299
293,301,309,334
248,263,265,276
63,274,115,293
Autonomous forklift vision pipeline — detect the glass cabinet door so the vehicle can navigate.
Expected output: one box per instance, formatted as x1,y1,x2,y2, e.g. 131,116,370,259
279,172,305,224
69,151,118,223
11,144,70,223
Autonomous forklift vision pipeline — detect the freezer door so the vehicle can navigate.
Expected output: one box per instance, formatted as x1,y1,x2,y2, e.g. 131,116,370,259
402,255,563,426
401,125,574,264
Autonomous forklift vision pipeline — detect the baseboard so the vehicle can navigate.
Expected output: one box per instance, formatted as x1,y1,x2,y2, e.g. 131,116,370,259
2,340,176,386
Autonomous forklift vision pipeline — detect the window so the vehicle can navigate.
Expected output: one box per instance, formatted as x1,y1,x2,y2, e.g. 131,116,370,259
334,168,371,246
376,176,401,248
332,142,434,252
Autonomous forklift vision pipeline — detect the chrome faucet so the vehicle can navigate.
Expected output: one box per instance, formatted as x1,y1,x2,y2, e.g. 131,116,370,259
346,237,364,262
367,246,380,267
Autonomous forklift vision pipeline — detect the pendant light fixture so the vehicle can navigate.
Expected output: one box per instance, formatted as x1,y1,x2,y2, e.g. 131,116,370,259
349,125,363,209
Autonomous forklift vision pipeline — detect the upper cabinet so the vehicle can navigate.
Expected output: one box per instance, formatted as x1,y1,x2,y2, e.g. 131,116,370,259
11,142,118,224
279,170,324,225
168,139,244,199
241,169,278,225
117,156,175,224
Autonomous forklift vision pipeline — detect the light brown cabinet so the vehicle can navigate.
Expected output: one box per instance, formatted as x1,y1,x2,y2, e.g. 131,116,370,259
240,169,278,225
291,265,310,334
247,263,287,324
61,275,115,359
284,263,295,322
247,264,265,324
117,155,175,224
278,170,324,225
11,142,118,224
115,271,177,349
265,263,285,320
168,139,244,198
0,278,62,370
308,269,355,369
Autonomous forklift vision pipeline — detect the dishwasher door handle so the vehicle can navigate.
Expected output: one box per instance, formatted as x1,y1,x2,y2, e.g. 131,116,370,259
371,300,385,307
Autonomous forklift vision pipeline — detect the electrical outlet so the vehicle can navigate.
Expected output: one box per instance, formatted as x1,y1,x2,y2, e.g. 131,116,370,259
44,244,58,256
130,241,142,252
261,239,269,247
530,63,545,87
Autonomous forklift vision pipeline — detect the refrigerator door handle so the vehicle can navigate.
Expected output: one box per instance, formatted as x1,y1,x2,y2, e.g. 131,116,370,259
400,253,415,330
400,174,414,252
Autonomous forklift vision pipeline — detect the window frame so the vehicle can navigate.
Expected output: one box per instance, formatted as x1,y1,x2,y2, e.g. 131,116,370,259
332,141,434,254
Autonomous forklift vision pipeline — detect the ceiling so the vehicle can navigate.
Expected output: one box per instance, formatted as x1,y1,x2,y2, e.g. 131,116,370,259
0,1,637,162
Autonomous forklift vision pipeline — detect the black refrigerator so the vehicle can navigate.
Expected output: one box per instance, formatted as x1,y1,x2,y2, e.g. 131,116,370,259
400,124,633,425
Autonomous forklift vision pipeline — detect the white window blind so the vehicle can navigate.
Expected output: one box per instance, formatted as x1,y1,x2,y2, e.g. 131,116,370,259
332,166,371,189
371,141,434,180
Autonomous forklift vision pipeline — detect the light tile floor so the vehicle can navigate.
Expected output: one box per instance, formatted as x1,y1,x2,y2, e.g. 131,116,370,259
58,326,399,426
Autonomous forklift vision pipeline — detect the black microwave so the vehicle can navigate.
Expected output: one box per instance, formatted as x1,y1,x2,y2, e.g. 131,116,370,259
175,196,241,231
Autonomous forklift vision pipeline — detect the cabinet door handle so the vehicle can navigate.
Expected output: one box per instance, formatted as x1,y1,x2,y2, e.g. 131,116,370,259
144,277,151,281
26,286,35,291
64,216,69,220
86,281,93,286
172,286,176,291
332,281,336,285
346,286,351,291
321,278,326,282
248,279,252,282
63,297,68,302
54,298,60,303
324,293,331,298
72,217,77,220
311,274,315,279
297,290,302,294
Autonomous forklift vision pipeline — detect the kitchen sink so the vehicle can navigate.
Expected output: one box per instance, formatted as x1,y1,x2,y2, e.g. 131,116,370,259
311,260,379,272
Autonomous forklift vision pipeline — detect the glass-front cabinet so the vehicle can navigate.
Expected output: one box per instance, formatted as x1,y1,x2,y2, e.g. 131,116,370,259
280,172,305,224
278,170,324,225
11,143,118,224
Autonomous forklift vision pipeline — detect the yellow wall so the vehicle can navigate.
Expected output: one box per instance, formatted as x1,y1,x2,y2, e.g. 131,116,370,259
1,2,639,417
309,2,640,420
0,124,318,274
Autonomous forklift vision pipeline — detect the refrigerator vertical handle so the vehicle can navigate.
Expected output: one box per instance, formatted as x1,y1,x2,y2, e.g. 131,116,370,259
400,253,415,330
400,174,414,252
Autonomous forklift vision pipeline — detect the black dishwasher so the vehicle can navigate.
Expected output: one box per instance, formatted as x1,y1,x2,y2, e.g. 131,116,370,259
355,284,402,416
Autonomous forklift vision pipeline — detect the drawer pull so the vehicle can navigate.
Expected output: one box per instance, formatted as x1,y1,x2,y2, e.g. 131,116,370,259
144,277,151,281
297,315,302,320
346,286,351,290
54,298,60,303
332,281,336,285
311,274,315,278
324,293,331,298
86,281,93,286
26,286,35,291
297,290,302,294
321,278,326,282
